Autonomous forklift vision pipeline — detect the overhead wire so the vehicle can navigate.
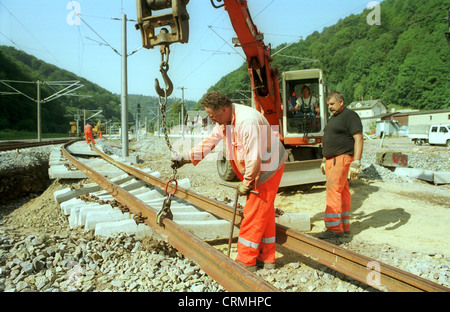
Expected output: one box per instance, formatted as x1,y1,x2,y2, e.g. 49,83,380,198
78,15,121,56
0,1,60,65
172,8,233,91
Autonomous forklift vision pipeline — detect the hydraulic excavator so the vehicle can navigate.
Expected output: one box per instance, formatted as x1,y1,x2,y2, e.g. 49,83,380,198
135,0,328,187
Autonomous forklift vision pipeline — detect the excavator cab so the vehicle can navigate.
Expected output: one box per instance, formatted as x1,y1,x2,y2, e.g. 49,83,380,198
281,69,327,146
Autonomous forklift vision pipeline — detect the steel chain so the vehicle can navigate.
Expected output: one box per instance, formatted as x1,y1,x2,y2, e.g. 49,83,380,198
156,45,177,226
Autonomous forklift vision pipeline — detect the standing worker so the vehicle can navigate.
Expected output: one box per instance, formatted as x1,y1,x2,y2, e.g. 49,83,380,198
319,91,363,239
172,91,287,271
84,122,96,145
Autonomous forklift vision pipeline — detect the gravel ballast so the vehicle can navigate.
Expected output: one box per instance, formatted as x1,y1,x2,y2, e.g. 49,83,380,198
0,137,449,292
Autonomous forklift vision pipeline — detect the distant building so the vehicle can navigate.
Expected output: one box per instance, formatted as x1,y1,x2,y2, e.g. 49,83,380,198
184,111,208,126
348,99,388,118
404,109,450,126
347,99,388,133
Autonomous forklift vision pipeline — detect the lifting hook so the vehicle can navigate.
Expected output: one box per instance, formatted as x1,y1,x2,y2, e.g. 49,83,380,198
155,68,173,98
155,43,173,98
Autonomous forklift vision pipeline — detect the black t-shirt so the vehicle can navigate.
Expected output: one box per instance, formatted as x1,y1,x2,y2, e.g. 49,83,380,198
322,108,362,158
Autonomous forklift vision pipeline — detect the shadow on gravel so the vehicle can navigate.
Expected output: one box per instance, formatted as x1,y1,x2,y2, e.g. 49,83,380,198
350,208,411,236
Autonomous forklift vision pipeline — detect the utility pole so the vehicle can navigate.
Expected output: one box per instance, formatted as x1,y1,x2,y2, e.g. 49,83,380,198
36,81,41,141
178,87,185,139
121,13,129,157
0,79,84,142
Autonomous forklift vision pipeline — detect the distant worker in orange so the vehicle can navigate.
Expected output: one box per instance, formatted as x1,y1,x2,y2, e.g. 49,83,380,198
172,91,287,271
84,122,96,145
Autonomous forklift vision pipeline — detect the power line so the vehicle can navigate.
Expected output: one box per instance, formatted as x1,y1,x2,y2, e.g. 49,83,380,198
0,1,60,65
78,15,121,56
253,0,277,19
208,25,246,60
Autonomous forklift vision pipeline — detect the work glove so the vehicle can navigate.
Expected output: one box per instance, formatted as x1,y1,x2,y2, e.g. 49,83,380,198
171,151,191,170
236,182,252,196
348,160,361,180
320,161,326,175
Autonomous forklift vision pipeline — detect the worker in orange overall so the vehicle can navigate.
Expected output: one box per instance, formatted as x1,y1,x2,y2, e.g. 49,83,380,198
172,91,287,271
84,122,96,145
319,91,363,239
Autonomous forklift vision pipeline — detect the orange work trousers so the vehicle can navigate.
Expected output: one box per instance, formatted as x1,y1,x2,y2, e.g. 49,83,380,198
85,131,95,144
324,154,352,233
235,165,284,266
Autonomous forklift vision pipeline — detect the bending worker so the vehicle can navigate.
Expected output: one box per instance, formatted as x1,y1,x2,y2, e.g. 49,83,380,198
319,91,363,239
172,91,287,271
84,122,96,145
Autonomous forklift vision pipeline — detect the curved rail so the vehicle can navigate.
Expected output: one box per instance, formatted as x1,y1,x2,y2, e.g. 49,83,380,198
61,141,277,292
0,138,78,152
63,141,449,292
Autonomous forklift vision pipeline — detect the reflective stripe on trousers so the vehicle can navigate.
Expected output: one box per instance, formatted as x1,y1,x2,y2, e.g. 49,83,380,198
324,154,352,233
235,164,284,266
324,211,350,228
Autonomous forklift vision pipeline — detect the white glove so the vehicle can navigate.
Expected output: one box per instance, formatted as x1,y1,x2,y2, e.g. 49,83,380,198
348,160,361,180
320,161,326,175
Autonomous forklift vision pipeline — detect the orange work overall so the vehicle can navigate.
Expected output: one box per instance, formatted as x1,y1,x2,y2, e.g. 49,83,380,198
324,154,352,233
235,164,284,266
84,126,95,144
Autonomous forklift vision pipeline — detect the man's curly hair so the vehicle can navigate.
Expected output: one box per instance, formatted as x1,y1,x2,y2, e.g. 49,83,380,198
201,90,232,110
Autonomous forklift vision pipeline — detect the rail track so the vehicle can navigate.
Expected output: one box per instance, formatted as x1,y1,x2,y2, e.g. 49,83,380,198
59,140,448,292
0,138,77,152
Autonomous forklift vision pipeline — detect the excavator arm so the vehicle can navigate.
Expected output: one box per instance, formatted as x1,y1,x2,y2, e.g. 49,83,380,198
221,0,282,127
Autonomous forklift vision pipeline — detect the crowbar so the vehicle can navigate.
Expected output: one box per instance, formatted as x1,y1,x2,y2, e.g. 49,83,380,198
219,182,259,257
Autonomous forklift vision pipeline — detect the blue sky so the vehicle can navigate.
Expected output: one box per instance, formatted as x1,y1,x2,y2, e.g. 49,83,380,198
0,0,381,102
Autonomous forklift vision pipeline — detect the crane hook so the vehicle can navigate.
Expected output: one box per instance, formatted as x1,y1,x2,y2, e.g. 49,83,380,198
155,44,173,98
155,68,174,98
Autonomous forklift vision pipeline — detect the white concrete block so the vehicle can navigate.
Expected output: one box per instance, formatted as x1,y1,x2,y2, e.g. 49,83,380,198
49,165,87,179
433,171,450,185
172,211,219,221
394,167,434,182
78,204,114,226
276,212,310,232
176,220,238,240
137,223,154,237
177,178,191,189
68,207,81,229
60,198,91,215
129,186,151,196
135,189,166,201
148,171,162,179
94,219,138,236
54,173,133,203
49,159,68,166
85,211,130,230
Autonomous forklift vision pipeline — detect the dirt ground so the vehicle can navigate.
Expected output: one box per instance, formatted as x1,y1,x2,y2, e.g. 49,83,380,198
134,136,450,258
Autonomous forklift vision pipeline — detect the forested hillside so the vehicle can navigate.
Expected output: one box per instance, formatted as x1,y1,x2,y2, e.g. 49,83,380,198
210,0,449,110
0,46,195,134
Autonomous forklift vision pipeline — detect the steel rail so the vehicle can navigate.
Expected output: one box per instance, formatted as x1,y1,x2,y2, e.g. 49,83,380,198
0,139,78,152
90,143,449,293
61,141,278,292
